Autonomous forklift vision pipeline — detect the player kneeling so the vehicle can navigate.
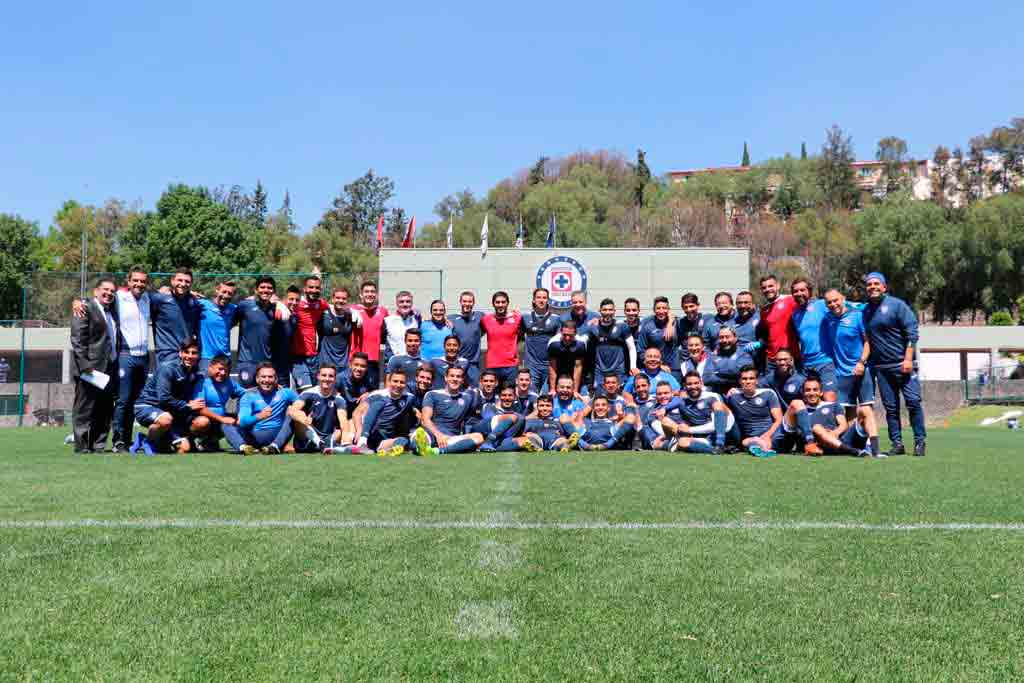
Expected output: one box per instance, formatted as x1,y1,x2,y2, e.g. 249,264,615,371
650,372,733,454
288,364,352,454
779,376,884,458
234,363,300,455
130,339,208,455
411,366,485,456
520,395,579,453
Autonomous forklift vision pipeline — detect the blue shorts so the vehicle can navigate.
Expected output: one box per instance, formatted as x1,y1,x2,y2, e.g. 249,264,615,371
840,422,868,450
294,428,336,453
291,356,321,388
134,404,165,428
533,431,563,450
837,371,875,407
805,362,838,392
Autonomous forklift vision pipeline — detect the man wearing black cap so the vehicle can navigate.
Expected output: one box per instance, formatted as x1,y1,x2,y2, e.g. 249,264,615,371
862,272,927,456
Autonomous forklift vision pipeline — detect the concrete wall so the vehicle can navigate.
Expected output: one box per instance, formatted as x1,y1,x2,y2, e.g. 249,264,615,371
379,248,750,314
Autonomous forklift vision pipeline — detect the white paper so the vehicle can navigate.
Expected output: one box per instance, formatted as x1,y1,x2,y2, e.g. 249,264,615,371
80,370,110,390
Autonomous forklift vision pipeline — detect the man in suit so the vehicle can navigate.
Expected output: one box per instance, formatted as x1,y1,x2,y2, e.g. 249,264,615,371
70,278,119,453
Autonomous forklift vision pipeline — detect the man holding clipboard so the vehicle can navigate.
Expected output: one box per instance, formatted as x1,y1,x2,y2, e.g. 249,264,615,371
70,277,120,453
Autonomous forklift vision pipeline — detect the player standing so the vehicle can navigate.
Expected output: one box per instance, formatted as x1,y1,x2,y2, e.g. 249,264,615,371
288,276,331,390
480,291,522,386
520,287,562,393
790,278,838,400
419,300,451,361
585,298,637,390
448,291,484,387
350,281,389,388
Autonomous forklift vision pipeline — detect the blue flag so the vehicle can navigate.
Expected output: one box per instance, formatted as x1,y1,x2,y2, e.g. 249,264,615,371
546,214,556,248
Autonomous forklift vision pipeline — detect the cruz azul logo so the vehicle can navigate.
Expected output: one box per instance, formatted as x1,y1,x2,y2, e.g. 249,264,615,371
536,256,588,308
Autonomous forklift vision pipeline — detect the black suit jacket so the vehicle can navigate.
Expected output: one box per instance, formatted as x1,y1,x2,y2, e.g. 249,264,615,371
71,299,119,377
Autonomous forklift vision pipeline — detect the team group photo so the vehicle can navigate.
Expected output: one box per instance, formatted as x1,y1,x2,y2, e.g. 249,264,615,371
4,1,1024,679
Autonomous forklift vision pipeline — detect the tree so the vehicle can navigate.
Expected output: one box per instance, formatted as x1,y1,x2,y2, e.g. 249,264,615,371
0,214,42,318
434,189,476,220
119,184,265,273
528,157,549,186
816,125,859,211
385,207,408,245
741,142,750,167
930,146,956,208
875,136,910,198
982,118,1024,193
800,142,808,160
318,169,395,243
633,149,652,208
252,180,268,226
263,191,299,271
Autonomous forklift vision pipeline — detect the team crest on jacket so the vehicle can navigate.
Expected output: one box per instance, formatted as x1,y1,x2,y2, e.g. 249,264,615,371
754,397,764,405
822,407,831,414
881,305,889,313
536,256,587,308
697,401,705,409
786,383,795,393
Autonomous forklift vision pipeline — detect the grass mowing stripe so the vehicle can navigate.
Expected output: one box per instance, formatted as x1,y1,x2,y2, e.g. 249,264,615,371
3,518,1024,530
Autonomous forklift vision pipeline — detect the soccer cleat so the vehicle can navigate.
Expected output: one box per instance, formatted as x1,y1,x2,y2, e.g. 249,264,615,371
749,445,777,458
561,432,580,452
709,446,723,456
263,444,281,455
913,441,926,457
804,442,824,457
380,444,405,457
322,447,334,455
668,438,679,453
889,443,906,456
872,451,889,459
283,444,296,454
111,442,126,454
723,445,740,455
522,437,542,453
239,445,257,456
412,427,438,456
479,442,497,453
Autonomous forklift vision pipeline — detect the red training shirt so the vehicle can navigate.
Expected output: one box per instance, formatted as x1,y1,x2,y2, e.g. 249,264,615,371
350,304,389,363
758,294,800,363
481,311,522,369
290,298,330,358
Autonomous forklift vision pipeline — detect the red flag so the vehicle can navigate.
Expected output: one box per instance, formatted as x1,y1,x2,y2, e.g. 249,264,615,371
375,215,384,250
401,216,416,248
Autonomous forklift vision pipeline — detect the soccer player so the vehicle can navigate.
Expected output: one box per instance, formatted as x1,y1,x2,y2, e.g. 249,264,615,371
790,278,838,401
196,279,238,374
430,335,471,389
235,363,299,455
513,368,540,415
337,352,373,416
520,287,562,393
409,365,436,413
821,288,882,455
318,286,360,372
561,290,600,388
551,375,586,448
703,291,737,352
577,396,625,451
386,328,426,392
190,355,246,452
622,297,644,374
652,371,731,454
412,366,485,455
448,291,484,387
704,326,754,395
521,395,577,453
383,290,420,364
465,369,499,433
235,276,289,389
348,281,388,387
288,275,331,390
149,268,201,364
779,376,876,457
636,296,678,374
629,374,659,450
585,298,637,389
757,347,806,409
288,364,349,453
644,380,683,451
725,365,785,457
342,371,415,456
755,274,800,374
273,286,301,385
131,338,205,455
583,378,637,449
420,300,451,361
478,384,528,452
547,320,587,393
733,290,761,347
673,292,708,382
481,290,522,386
862,272,927,456
624,348,681,394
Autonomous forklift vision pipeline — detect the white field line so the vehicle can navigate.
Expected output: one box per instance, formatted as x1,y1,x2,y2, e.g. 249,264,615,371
2,519,1023,531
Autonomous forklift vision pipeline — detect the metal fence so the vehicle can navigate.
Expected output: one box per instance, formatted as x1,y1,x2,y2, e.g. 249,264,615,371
1,268,443,426
965,358,1024,404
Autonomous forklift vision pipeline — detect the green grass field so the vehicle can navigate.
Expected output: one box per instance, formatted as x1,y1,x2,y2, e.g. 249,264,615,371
3,423,1024,680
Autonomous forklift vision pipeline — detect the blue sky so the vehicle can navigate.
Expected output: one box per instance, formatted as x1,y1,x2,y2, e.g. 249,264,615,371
2,1,1021,234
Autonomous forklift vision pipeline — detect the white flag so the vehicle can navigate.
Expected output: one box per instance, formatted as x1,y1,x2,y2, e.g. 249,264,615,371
446,214,453,249
480,213,489,257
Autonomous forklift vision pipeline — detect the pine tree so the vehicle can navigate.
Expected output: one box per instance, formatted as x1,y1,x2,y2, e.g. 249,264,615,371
741,142,750,167
633,149,652,207
801,142,808,160
528,157,549,185
252,180,268,226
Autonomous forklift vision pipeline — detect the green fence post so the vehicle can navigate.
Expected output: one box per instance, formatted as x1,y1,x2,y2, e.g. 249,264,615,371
17,287,27,427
